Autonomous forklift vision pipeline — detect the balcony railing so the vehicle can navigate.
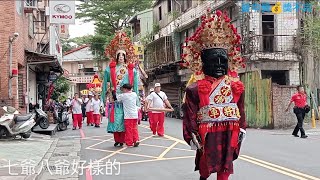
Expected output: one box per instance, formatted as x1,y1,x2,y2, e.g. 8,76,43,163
243,35,297,54
145,36,175,69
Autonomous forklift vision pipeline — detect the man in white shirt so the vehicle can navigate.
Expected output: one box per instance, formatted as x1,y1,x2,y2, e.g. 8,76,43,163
92,94,102,128
85,92,94,126
147,83,173,136
70,93,83,130
146,88,154,130
117,84,140,147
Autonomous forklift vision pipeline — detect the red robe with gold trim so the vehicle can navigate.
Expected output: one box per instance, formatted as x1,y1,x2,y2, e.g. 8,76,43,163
183,75,246,176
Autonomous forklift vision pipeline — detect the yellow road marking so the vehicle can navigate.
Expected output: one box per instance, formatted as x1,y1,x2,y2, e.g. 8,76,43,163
239,157,309,180
139,143,194,152
96,135,154,162
158,142,179,159
85,138,114,149
241,155,320,180
164,134,188,145
87,147,158,158
84,134,113,139
120,156,195,165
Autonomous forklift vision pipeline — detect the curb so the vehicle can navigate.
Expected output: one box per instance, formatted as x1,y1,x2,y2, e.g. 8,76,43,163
24,138,59,180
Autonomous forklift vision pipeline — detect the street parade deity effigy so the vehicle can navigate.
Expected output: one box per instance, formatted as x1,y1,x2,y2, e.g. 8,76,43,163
101,31,140,147
181,9,247,180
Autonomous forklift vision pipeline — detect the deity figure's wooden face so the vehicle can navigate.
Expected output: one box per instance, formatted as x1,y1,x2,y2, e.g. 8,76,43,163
116,50,127,64
201,48,228,78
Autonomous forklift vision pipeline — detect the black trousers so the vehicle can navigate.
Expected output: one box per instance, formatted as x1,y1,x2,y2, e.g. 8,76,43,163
292,107,306,136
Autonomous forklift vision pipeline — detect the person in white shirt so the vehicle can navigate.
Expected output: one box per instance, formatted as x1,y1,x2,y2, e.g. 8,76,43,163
117,84,140,147
146,88,154,130
147,83,173,136
70,93,83,130
85,92,94,126
92,94,102,128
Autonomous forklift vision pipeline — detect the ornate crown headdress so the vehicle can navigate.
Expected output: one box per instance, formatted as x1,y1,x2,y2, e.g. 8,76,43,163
105,31,136,64
181,9,245,79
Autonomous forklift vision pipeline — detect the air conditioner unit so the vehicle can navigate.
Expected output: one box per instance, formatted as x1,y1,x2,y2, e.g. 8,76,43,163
78,64,84,69
93,67,99,71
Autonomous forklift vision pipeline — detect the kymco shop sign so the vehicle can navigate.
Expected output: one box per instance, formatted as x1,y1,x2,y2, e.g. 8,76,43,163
50,1,75,24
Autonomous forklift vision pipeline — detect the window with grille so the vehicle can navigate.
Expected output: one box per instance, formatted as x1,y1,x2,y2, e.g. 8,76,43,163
40,10,46,27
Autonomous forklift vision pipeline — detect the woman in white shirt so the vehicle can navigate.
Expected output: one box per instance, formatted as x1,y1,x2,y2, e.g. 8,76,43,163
85,93,94,126
92,94,102,128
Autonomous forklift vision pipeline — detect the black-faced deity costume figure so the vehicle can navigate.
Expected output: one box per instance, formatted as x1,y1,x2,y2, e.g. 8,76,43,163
182,9,247,180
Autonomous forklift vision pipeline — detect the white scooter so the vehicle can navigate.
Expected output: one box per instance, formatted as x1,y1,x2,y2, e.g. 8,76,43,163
0,106,36,139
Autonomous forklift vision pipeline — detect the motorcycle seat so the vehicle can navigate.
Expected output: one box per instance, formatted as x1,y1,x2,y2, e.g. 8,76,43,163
14,114,33,122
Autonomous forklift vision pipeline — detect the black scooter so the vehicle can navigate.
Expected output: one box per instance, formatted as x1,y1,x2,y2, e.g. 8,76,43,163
29,104,49,129
54,103,70,131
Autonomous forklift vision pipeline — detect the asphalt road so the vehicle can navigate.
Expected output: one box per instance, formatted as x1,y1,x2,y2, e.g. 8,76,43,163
58,117,320,180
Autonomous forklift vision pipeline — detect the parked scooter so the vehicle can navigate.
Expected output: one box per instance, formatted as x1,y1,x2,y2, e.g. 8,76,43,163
0,106,36,139
29,104,49,129
34,108,49,129
54,103,70,131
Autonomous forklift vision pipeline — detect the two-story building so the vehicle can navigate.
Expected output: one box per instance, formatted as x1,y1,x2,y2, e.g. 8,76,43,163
143,0,220,110
62,45,108,97
0,0,65,112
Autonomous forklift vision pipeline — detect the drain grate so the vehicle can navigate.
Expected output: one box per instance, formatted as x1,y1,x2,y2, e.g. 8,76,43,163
52,153,69,157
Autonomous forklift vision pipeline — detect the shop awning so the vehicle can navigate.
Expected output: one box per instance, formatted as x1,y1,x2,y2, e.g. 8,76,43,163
25,49,63,73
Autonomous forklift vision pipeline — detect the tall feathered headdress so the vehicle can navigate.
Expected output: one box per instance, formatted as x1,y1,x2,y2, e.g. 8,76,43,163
181,9,245,80
105,31,136,64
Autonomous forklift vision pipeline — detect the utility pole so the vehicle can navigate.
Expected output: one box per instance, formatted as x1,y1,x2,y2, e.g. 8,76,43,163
8,33,19,100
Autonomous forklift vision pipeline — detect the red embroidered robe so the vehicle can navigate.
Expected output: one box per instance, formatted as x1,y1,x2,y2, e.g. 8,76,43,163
183,75,246,174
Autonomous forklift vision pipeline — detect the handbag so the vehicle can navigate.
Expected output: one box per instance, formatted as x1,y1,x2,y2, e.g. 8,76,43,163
304,105,311,113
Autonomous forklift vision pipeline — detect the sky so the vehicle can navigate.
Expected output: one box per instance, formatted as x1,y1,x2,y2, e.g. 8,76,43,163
69,1,95,38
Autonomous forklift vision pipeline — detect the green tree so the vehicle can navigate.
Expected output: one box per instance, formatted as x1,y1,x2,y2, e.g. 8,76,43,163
301,1,320,57
51,76,70,101
61,39,75,53
76,0,152,35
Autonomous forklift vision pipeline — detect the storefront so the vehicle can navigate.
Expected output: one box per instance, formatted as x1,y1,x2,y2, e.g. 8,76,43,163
25,50,63,112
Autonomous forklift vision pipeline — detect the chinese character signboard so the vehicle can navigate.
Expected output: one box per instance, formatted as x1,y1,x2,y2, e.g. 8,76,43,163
241,2,312,14
50,1,75,24
134,45,144,62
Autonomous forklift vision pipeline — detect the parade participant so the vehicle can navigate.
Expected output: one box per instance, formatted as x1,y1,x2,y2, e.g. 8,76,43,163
85,92,94,126
117,84,140,147
147,83,173,136
92,94,102,128
285,85,309,138
181,10,247,180
101,31,140,147
81,94,88,122
70,93,83,130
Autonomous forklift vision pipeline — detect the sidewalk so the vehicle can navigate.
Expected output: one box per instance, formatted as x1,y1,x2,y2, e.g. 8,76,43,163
36,136,81,180
0,133,53,180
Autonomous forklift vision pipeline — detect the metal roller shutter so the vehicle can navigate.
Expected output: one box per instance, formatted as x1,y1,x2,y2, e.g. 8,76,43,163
160,83,180,105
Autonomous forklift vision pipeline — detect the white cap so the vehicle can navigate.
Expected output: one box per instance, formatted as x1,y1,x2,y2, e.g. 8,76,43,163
149,88,154,92
88,91,93,96
155,83,161,87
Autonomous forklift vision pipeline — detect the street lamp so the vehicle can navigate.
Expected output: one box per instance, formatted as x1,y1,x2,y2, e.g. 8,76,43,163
8,32,19,99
